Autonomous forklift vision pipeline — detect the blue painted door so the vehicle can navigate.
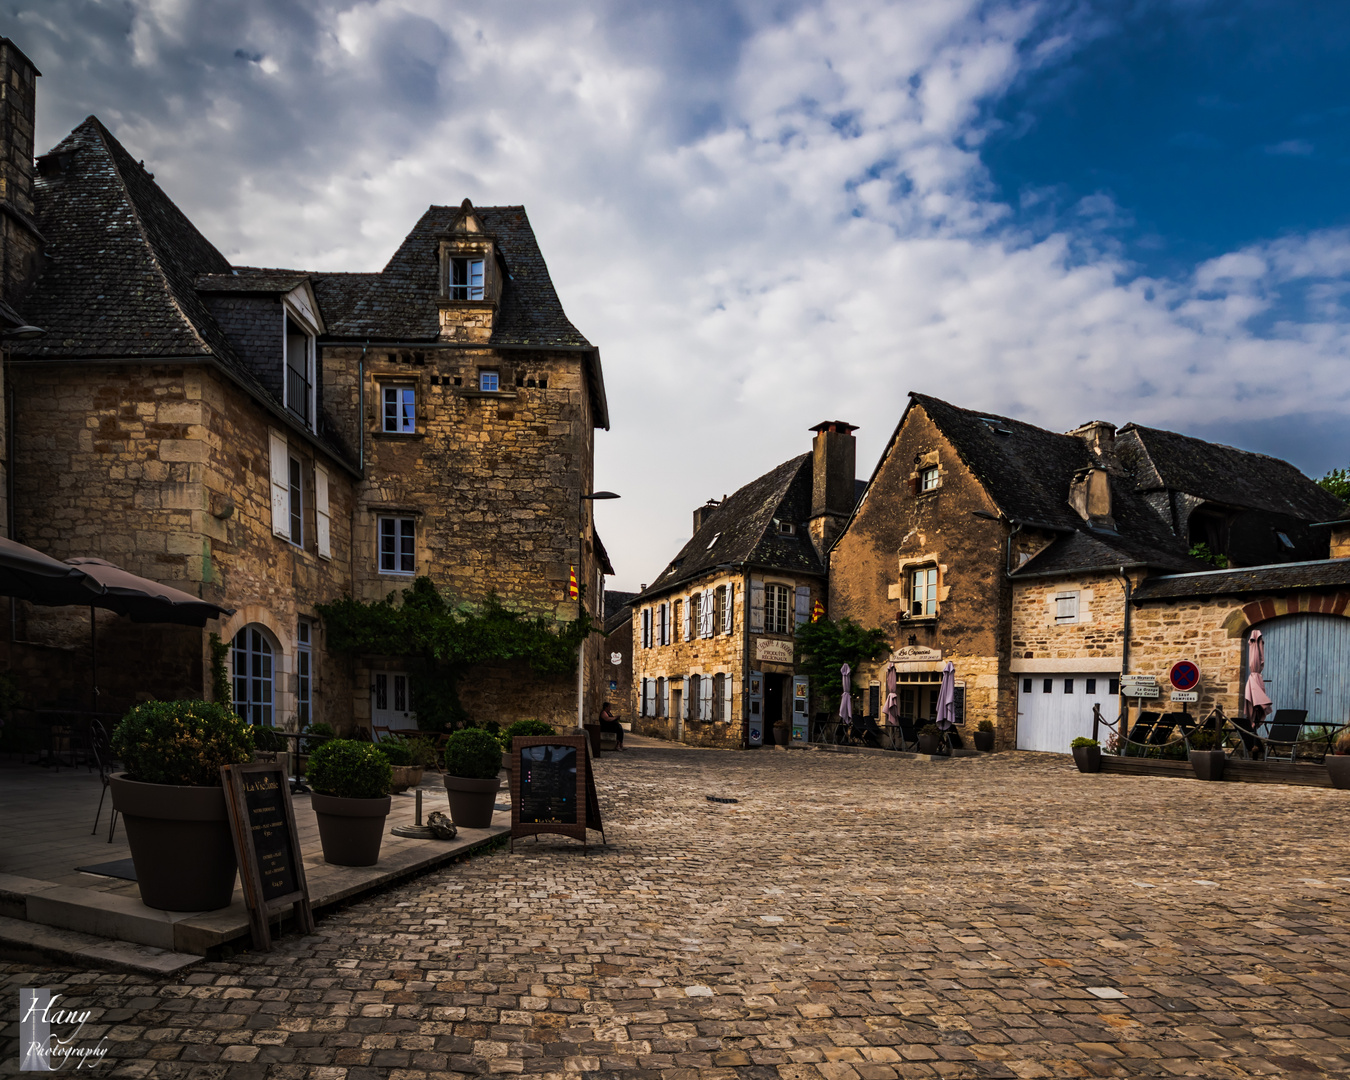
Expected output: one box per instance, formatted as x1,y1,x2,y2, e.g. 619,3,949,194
1253,615,1350,727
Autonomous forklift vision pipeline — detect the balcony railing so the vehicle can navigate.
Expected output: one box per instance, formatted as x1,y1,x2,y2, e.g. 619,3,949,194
286,366,311,426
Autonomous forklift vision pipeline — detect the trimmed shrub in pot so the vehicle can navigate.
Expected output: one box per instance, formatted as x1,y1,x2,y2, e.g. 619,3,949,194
443,727,504,828
109,700,254,911
917,723,941,756
499,719,555,768
375,738,424,793
1070,736,1102,774
307,740,393,866
1187,728,1226,782
973,719,995,752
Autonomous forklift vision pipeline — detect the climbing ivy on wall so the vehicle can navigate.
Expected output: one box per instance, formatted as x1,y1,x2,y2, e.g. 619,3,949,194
317,577,592,732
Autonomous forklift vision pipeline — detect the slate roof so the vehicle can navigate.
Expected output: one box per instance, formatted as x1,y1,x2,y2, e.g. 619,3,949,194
313,205,591,348
1132,559,1350,601
637,455,826,602
1014,526,1204,578
603,590,637,635
1116,424,1343,521
195,270,310,293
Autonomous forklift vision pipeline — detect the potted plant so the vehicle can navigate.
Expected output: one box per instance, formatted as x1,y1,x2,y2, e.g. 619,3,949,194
499,719,555,769
374,738,422,793
917,723,941,755
1070,736,1101,773
443,727,504,828
1187,728,1226,782
1327,728,1350,790
109,700,254,911
307,740,393,866
253,723,291,777
298,721,334,775
973,719,995,752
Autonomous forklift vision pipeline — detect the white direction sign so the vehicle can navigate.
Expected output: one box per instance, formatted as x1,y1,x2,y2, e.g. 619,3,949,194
1170,691,1199,703
1120,675,1160,699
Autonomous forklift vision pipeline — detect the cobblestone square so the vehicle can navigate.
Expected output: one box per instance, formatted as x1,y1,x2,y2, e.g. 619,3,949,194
5,740,1350,1078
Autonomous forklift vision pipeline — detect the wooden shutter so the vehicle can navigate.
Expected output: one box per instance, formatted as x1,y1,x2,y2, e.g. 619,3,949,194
794,586,811,628
722,585,734,634
314,463,331,559
705,588,715,637
643,608,651,649
701,675,713,721
722,672,733,723
661,602,669,646
683,597,692,640
268,432,289,537
681,676,689,720
750,581,765,633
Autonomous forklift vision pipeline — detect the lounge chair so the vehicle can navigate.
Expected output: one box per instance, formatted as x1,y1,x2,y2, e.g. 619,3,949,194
1264,709,1309,762
1123,711,1161,755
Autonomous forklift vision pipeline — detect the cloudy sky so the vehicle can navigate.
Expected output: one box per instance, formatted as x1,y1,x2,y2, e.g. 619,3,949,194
10,0,1350,590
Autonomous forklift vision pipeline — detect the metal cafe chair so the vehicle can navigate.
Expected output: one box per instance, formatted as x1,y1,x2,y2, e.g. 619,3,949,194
89,720,119,842
1264,709,1309,763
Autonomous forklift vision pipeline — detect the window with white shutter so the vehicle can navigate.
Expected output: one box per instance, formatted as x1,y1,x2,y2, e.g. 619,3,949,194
750,580,765,633
660,602,669,645
794,586,811,628
700,675,713,721
722,672,733,722
681,676,689,720
657,677,667,718
268,432,289,538
704,588,715,637
639,677,649,716
314,464,331,559
723,584,734,633
683,596,692,640
642,608,651,649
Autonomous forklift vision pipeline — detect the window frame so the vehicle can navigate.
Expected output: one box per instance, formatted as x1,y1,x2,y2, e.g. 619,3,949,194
919,465,940,492
288,455,304,547
910,566,938,617
450,256,486,301
232,625,275,728
377,515,416,576
381,384,417,434
478,369,500,392
283,313,317,431
765,583,791,635
296,619,313,727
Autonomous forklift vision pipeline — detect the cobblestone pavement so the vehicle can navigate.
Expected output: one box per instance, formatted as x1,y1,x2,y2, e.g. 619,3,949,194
6,741,1350,1078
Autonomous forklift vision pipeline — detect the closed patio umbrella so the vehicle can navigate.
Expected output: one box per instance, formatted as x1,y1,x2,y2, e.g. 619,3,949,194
838,663,853,723
1244,629,1273,729
883,661,899,727
935,661,957,730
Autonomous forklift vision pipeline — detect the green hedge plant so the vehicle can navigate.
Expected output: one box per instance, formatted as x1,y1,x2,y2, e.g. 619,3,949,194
977,719,994,733
1188,729,1221,751
300,721,334,754
919,723,940,737
253,724,290,754
1070,737,1099,749
111,700,254,786
498,718,555,750
307,740,393,800
374,739,415,767
445,728,504,780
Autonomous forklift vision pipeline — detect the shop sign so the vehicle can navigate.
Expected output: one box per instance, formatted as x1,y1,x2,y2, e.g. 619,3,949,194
755,638,795,665
891,646,942,662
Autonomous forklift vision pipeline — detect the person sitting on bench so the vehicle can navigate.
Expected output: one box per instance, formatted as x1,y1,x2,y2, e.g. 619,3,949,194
598,701,625,750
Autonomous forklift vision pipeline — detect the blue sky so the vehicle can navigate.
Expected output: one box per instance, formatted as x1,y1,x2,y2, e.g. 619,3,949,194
8,0,1350,588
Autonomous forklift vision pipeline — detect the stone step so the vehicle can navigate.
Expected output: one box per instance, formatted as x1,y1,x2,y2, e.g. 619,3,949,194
0,914,201,975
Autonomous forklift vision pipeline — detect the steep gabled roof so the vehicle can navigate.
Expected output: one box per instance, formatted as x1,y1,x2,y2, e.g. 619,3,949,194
1116,424,1343,521
19,117,238,362
1014,525,1204,578
637,455,824,602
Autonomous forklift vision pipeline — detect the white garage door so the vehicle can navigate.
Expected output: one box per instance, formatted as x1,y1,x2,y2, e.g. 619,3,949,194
1017,673,1118,753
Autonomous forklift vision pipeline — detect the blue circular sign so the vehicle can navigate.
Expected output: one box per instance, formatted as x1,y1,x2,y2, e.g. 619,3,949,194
1169,660,1200,692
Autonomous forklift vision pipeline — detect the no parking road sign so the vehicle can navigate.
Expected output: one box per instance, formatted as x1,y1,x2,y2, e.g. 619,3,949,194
1169,659,1200,692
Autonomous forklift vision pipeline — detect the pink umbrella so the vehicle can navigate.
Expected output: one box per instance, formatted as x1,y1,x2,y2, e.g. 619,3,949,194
1244,629,1273,728
838,663,853,722
935,661,957,730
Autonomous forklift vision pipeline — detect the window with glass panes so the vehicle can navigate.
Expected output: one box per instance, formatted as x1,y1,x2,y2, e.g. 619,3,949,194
232,626,274,726
451,257,485,300
296,620,312,726
382,386,415,433
910,566,938,616
378,516,415,574
288,456,303,545
765,584,790,634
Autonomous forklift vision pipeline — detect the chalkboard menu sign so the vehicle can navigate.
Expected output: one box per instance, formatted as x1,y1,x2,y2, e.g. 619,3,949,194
509,735,604,850
221,761,314,951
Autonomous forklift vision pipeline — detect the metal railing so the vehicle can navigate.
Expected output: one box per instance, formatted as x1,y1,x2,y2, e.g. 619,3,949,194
286,366,311,425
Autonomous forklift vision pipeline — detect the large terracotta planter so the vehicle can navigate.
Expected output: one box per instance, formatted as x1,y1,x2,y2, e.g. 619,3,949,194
1327,755,1350,790
1072,745,1102,773
443,774,502,829
109,774,238,911
389,765,425,794
1189,749,1226,782
311,793,392,866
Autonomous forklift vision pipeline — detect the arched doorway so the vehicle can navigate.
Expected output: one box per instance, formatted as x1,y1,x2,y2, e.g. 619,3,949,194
1248,614,1350,726
232,624,276,727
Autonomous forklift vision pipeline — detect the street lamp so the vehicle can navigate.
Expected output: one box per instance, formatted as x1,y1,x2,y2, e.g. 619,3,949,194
577,491,620,731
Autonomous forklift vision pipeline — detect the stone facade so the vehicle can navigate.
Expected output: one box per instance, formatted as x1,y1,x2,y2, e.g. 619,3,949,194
1010,572,1128,670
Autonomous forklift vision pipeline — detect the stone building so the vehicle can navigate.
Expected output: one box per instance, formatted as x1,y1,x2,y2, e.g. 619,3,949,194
0,64,611,733
829,393,1343,752
631,423,858,749
601,589,636,722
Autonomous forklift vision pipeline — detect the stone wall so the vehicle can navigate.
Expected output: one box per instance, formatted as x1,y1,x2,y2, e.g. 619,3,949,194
1011,573,1127,668
602,611,633,724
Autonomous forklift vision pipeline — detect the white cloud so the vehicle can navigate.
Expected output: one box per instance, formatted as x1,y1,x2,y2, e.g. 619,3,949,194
13,0,1350,589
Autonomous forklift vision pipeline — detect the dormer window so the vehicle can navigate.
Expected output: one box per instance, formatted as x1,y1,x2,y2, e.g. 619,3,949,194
450,257,485,301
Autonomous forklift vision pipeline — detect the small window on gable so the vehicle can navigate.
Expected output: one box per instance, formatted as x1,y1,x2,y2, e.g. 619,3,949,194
450,257,485,300
1055,592,1078,623
382,386,416,433
478,369,499,392
919,465,940,492
284,316,314,429
778,520,795,535
1276,531,1294,550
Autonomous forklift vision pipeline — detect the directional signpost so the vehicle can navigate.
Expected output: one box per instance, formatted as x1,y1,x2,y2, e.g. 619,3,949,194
1120,675,1160,699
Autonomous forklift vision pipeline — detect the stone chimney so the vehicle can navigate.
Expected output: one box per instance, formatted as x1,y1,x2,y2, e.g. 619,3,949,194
1068,467,1115,530
1068,419,1116,460
0,38,41,305
808,420,858,557
692,497,722,536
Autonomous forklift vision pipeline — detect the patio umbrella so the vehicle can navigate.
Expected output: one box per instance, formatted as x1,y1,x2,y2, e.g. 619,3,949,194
935,661,957,730
1244,629,1273,728
0,536,105,607
883,661,899,727
66,559,233,626
838,663,853,723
